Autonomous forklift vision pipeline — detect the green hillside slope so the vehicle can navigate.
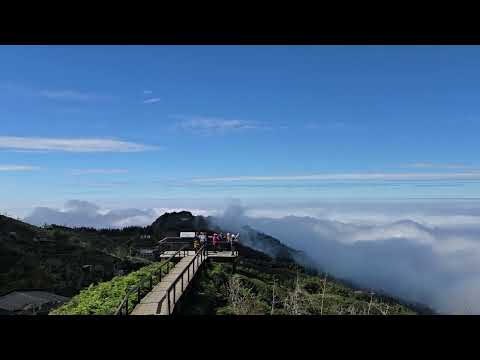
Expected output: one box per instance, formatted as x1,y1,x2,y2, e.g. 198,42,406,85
174,244,418,315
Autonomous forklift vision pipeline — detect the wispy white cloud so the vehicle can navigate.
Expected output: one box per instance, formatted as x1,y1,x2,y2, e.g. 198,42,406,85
0,136,158,153
0,165,40,171
71,169,129,175
143,90,153,94
143,97,161,104
305,122,347,129
177,116,258,133
192,172,480,182
406,162,475,170
38,90,111,102
0,84,111,102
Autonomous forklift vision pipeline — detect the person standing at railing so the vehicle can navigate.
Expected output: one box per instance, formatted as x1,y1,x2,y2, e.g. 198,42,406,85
193,238,200,253
226,232,231,254
228,233,234,252
199,232,207,254
212,233,219,253
230,233,239,255
218,233,223,251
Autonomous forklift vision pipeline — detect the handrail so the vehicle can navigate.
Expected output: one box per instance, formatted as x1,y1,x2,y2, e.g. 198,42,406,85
115,244,189,315
157,237,193,254
156,244,207,315
158,236,182,244
116,236,239,315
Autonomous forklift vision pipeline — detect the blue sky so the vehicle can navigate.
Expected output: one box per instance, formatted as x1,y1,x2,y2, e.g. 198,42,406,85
2,45,480,216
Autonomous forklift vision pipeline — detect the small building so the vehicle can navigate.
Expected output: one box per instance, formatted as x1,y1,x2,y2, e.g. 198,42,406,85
82,264,93,272
33,237,55,244
180,232,196,239
137,248,155,257
0,290,70,315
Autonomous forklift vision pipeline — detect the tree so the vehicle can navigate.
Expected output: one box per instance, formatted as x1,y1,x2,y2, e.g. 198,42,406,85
226,275,261,315
321,273,328,315
283,271,309,315
271,276,277,315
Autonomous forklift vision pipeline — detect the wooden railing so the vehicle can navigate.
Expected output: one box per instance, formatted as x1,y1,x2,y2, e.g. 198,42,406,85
115,236,239,315
157,244,207,315
115,245,189,315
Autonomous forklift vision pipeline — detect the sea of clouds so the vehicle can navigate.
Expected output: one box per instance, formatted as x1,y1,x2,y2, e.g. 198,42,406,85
23,198,480,314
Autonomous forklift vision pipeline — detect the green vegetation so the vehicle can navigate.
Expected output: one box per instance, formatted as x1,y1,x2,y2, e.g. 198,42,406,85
0,215,152,297
50,261,173,315
175,248,418,315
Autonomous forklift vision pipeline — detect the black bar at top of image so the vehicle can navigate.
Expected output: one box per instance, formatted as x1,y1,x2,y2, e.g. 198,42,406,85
1,12,480,45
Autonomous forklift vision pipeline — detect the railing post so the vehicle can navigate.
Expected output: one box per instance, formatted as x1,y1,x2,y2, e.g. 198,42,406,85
168,290,171,315
125,297,129,315
181,272,184,291
188,265,190,281
173,285,176,306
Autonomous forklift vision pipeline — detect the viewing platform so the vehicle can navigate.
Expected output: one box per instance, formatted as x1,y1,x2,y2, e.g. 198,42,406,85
116,234,239,316
158,250,238,259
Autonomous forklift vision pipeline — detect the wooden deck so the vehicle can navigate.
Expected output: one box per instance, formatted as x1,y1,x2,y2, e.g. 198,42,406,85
158,250,238,258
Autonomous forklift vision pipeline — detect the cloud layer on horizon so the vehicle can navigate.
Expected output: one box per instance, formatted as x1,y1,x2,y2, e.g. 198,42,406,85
25,200,159,228
24,200,213,229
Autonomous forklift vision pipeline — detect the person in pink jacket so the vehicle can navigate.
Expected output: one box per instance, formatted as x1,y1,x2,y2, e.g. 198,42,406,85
212,233,218,253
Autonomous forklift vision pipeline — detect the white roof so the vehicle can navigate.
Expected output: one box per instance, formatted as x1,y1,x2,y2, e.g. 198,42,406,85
0,291,69,312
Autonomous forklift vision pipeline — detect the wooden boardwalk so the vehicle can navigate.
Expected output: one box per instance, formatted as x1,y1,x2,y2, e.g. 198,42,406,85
131,248,237,315
131,255,200,315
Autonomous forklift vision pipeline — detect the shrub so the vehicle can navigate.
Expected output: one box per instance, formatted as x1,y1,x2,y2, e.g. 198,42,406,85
50,261,171,315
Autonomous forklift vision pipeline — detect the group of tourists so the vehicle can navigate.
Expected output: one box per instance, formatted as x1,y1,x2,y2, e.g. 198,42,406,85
194,232,239,255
